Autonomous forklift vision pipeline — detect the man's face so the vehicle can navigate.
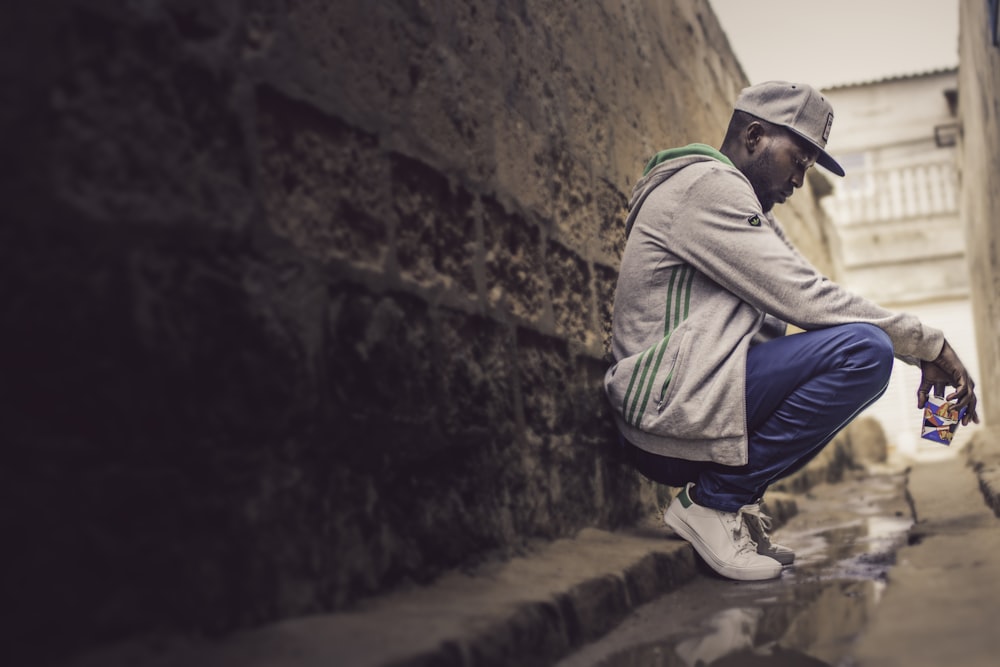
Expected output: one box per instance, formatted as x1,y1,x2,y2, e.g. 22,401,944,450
743,128,820,212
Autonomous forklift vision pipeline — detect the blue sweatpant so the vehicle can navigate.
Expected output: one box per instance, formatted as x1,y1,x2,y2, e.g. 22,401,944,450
625,323,895,512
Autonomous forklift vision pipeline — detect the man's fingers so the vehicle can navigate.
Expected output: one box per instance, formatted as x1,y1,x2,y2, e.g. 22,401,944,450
946,381,967,404
960,400,978,426
960,388,980,426
916,374,934,408
943,375,979,426
947,375,976,405
916,383,930,408
970,406,981,425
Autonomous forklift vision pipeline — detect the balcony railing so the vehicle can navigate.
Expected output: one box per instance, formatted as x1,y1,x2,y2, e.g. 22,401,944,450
822,161,958,225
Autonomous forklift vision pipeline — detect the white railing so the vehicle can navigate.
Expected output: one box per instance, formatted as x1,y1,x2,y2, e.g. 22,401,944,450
823,161,958,225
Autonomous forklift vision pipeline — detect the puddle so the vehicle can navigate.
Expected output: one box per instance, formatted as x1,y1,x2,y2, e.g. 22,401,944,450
557,472,912,667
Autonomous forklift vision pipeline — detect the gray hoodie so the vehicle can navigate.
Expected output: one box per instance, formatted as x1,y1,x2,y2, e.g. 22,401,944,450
604,144,944,465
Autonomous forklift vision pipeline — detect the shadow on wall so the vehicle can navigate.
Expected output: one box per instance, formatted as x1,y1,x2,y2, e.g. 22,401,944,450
0,0,781,663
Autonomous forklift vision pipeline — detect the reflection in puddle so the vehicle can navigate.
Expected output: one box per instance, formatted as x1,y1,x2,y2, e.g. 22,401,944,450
674,607,762,665
557,474,913,667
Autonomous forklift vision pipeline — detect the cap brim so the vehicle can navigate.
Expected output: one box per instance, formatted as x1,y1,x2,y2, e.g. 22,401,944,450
785,125,846,177
816,151,845,177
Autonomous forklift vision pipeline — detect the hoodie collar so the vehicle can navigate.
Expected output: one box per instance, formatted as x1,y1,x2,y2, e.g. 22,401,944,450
625,144,736,238
642,143,734,176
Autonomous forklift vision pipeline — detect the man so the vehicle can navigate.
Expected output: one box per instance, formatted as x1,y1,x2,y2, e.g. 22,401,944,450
604,81,979,581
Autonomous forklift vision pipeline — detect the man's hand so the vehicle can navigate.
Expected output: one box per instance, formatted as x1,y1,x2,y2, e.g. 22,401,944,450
918,339,980,426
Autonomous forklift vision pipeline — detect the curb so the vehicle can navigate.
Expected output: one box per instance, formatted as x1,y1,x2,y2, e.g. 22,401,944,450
966,426,1000,518
69,496,801,667
68,528,698,667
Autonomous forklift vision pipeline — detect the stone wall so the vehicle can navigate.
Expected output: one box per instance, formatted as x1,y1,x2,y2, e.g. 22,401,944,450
1,0,833,662
958,1,1000,425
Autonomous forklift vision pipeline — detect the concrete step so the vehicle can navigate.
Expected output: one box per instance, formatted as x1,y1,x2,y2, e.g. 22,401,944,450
67,528,696,667
66,495,797,667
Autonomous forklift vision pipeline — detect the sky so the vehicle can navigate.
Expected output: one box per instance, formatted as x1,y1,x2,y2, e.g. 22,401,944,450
708,0,960,89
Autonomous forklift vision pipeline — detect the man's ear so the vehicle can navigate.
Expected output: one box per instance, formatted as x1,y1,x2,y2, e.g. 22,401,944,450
745,121,766,153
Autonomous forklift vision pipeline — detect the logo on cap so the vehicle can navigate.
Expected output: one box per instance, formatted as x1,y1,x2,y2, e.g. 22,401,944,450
748,215,761,227
823,113,833,143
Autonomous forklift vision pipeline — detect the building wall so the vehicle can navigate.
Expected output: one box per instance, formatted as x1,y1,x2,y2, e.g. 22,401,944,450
1,0,834,660
958,0,1000,426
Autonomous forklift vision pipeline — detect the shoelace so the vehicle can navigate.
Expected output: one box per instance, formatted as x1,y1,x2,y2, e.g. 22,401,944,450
739,502,773,549
724,508,760,555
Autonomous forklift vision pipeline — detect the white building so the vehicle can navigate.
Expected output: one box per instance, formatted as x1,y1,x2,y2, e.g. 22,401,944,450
821,69,981,459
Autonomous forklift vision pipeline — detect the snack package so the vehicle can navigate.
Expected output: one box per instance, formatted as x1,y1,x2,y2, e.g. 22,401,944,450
920,395,967,445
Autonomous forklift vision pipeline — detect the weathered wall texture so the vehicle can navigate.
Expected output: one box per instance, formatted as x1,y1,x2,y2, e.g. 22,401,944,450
2,0,833,662
958,1,1000,425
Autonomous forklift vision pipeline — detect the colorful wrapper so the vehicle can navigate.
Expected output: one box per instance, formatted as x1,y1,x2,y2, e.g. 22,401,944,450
920,396,967,445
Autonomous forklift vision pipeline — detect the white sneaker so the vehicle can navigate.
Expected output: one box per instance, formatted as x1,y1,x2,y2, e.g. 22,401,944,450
741,502,795,565
664,484,783,581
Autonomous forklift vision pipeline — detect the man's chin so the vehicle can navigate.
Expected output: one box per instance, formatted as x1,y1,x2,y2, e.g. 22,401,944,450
765,193,791,211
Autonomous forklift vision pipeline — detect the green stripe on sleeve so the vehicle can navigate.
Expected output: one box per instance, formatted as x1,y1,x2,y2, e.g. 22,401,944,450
632,333,673,428
672,265,688,328
663,266,678,336
682,265,694,319
621,346,650,419
626,344,658,426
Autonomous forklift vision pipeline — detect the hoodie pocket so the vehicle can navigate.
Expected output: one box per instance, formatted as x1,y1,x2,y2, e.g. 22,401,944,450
615,329,688,431
644,329,692,429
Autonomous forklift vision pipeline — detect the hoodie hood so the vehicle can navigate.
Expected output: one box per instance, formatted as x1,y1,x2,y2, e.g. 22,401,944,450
625,144,735,238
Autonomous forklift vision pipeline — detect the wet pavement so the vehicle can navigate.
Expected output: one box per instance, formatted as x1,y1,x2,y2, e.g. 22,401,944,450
556,468,913,667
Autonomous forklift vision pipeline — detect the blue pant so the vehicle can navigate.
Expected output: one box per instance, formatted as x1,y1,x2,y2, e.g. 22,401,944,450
625,323,894,512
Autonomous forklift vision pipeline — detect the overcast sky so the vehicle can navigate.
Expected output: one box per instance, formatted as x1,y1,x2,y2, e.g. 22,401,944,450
708,0,960,89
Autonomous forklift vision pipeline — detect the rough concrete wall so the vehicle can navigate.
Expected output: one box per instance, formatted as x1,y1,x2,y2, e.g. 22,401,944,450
2,0,832,661
958,1,1000,425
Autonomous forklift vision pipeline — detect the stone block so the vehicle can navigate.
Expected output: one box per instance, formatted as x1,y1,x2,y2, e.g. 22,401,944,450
256,88,390,269
437,310,516,441
284,1,417,123
325,289,440,463
483,197,548,323
547,240,593,343
548,146,598,253
48,8,251,228
490,111,557,221
593,263,619,359
391,153,477,294
594,179,629,264
517,330,574,435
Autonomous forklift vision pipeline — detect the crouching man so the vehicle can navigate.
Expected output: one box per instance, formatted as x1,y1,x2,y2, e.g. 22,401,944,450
605,81,979,580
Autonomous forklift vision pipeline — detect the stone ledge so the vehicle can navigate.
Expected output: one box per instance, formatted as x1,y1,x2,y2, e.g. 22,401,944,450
63,493,800,667
65,528,701,667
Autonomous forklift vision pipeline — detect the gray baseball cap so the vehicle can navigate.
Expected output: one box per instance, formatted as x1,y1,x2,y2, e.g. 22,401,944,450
735,81,845,177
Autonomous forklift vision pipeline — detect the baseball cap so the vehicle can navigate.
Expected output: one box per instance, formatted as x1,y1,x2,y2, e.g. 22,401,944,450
735,81,845,177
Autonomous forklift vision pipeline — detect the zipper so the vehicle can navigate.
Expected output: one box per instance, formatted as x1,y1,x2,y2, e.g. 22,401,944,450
656,374,673,412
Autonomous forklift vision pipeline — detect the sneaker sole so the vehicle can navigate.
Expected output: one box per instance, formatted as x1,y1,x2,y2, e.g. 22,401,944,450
665,506,782,581
762,548,795,566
